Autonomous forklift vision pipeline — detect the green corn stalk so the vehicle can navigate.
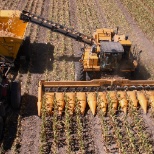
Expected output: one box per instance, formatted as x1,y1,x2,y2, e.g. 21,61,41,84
64,94,72,154
51,99,59,154
107,93,127,154
128,98,153,153
122,113,138,153
75,98,85,154
40,95,48,154
97,94,111,153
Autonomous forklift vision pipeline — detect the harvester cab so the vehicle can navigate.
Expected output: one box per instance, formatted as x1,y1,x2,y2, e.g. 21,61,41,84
82,28,135,78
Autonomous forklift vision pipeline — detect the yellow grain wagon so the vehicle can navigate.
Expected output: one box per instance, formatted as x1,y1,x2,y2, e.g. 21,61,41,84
0,10,28,62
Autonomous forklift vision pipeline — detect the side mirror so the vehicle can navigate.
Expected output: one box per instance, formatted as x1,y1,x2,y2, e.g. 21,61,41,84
125,36,128,40
116,26,119,34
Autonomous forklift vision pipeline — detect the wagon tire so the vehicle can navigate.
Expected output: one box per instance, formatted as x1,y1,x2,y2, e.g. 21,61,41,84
10,81,21,109
0,102,6,117
0,116,3,140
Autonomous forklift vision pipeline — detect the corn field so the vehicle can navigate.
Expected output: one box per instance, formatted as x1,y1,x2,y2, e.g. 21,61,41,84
0,0,154,153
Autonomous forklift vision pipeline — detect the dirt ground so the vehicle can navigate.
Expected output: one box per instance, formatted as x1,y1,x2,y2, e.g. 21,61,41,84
0,0,154,154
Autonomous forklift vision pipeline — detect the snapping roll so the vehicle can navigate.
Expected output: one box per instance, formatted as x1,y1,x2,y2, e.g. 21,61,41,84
87,92,97,115
117,91,128,113
127,91,138,108
97,92,108,113
55,92,65,115
108,91,118,111
76,92,86,114
137,91,147,114
65,92,75,115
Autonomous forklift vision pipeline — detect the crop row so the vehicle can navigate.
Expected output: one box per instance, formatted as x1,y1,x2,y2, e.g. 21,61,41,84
12,0,45,153
40,0,75,153
139,0,154,14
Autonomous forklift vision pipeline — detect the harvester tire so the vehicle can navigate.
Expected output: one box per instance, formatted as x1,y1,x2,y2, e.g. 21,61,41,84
0,116,3,140
86,71,101,81
75,61,86,81
10,81,21,109
86,72,93,81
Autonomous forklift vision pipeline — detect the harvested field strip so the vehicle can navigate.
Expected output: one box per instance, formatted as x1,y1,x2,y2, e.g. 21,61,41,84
140,0,154,12
93,0,108,27
62,0,74,81
40,0,75,153
83,0,101,30
29,0,44,42
13,0,45,153
46,0,74,81
42,0,54,81
47,0,61,81
98,0,130,33
17,0,29,10
24,0,35,12
11,0,20,10
1,0,14,10
23,0,39,37
0,0,14,10
76,0,92,35
120,0,154,44
0,0,7,9
138,0,154,15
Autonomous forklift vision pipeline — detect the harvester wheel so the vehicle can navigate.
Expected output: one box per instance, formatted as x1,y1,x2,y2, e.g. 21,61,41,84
86,72,93,81
10,81,21,109
75,61,86,81
0,116,3,140
86,71,101,81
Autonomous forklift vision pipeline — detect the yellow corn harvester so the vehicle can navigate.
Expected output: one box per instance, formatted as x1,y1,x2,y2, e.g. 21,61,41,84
18,11,154,116
19,10,137,81
38,79,154,116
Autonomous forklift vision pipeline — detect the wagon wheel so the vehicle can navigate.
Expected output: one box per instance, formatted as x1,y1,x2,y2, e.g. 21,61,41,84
10,81,21,109
86,72,92,81
0,102,6,117
86,71,101,81
0,116,3,140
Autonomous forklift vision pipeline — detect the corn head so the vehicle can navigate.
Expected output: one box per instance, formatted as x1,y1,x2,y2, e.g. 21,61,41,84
38,79,154,116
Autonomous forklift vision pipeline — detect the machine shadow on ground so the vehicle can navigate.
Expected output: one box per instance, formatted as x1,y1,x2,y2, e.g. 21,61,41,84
19,42,54,74
0,93,38,151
